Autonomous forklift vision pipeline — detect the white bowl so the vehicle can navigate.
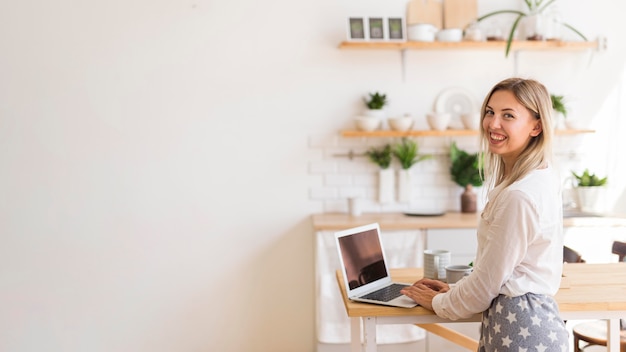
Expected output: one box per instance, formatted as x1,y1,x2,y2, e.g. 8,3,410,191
388,117,414,131
436,28,463,42
426,112,451,131
461,112,481,130
354,116,381,131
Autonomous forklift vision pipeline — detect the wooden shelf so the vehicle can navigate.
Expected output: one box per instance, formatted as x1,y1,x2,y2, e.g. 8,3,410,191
338,40,598,51
341,129,595,138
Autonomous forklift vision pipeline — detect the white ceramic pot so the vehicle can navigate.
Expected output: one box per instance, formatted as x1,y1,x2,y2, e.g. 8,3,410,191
461,112,481,130
388,116,414,131
426,112,451,131
354,116,381,131
364,109,386,119
436,28,463,42
408,24,437,42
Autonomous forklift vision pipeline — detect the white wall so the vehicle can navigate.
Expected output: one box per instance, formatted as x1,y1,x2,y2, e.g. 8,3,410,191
0,1,625,352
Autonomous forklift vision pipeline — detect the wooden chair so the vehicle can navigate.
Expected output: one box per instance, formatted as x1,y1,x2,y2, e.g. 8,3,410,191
564,246,586,263
613,241,626,262
572,320,626,352
571,241,626,352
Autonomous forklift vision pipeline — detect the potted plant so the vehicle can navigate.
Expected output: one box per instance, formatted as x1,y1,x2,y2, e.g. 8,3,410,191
366,144,394,203
571,169,608,213
364,91,388,120
392,138,431,202
551,94,567,129
476,0,588,57
355,92,388,131
450,142,483,213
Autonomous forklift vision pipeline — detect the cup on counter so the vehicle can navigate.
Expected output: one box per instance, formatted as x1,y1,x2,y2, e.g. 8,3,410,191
445,264,473,284
348,197,362,216
423,249,451,280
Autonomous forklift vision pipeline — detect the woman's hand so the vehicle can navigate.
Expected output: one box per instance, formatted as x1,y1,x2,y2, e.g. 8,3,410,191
401,278,449,311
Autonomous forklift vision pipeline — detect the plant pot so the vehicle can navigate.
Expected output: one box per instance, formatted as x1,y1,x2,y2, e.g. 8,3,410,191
553,110,565,130
378,168,394,204
576,186,606,213
365,109,386,119
397,169,412,203
522,12,546,41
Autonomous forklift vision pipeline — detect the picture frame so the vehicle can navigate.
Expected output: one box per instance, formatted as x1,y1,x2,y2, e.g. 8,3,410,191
346,17,368,41
387,17,406,41
368,17,385,41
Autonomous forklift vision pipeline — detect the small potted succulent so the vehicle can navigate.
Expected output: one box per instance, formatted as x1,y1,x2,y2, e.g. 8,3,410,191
449,142,483,213
571,169,608,213
392,138,431,202
366,144,394,203
355,92,388,131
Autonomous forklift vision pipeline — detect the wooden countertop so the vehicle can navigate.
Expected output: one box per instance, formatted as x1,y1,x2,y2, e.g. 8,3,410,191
312,212,626,231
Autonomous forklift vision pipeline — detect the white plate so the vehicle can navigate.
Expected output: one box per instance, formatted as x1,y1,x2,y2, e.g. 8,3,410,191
434,87,479,130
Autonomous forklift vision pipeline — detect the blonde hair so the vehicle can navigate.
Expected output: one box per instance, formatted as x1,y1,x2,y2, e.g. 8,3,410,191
479,78,554,190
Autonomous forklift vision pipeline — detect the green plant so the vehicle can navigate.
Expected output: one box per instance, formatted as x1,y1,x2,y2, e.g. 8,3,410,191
449,142,483,188
551,94,567,118
477,0,588,57
572,169,607,187
364,92,388,110
392,138,431,170
366,144,392,169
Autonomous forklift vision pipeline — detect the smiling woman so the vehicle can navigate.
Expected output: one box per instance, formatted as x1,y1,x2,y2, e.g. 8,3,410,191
401,78,567,351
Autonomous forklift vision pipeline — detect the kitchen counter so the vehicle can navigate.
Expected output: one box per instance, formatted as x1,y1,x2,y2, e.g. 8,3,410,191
312,212,626,231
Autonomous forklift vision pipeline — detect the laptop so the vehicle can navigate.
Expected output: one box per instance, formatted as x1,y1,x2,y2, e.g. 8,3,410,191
335,223,418,308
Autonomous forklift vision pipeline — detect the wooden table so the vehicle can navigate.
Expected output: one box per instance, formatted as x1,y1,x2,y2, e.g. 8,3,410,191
336,263,626,352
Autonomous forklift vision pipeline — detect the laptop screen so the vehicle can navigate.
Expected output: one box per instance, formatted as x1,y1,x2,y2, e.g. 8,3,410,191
337,227,387,290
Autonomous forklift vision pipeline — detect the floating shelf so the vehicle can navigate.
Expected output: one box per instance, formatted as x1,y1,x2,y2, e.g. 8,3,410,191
341,129,595,138
338,40,599,51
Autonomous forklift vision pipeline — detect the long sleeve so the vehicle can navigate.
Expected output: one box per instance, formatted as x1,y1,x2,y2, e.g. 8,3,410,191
432,167,563,320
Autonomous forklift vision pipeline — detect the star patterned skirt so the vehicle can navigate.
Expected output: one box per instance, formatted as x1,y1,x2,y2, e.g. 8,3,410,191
478,293,569,352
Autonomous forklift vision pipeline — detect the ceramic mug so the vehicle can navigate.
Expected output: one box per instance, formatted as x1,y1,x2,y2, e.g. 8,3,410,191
408,24,437,42
445,264,473,284
423,249,451,280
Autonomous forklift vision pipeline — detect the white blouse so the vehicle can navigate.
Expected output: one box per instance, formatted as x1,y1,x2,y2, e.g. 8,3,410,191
432,166,563,320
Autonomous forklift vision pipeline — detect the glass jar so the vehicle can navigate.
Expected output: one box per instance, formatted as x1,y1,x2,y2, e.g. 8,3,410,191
523,11,546,41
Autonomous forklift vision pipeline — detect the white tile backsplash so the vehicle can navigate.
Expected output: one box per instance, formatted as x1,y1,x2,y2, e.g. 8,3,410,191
309,132,584,213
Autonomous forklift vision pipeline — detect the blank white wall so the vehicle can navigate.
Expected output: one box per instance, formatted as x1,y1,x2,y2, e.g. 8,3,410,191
0,1,624,351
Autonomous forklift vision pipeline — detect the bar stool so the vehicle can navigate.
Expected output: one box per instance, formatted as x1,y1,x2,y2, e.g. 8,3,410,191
572,320,626,352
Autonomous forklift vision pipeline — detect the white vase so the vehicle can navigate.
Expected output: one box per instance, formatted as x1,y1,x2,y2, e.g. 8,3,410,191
378,169,394,204
397,169,412,203
553,110,565,130
576,186,606,213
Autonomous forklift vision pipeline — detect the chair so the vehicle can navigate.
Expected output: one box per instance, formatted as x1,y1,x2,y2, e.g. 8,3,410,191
571,241,626,352
564,246,586,263
572,320,626,352
613,241,626,262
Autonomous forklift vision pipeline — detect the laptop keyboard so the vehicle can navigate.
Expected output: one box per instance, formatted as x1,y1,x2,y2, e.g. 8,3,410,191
361,283,409,302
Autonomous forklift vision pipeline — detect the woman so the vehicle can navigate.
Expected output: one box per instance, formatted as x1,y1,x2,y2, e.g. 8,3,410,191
401,78,568,351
